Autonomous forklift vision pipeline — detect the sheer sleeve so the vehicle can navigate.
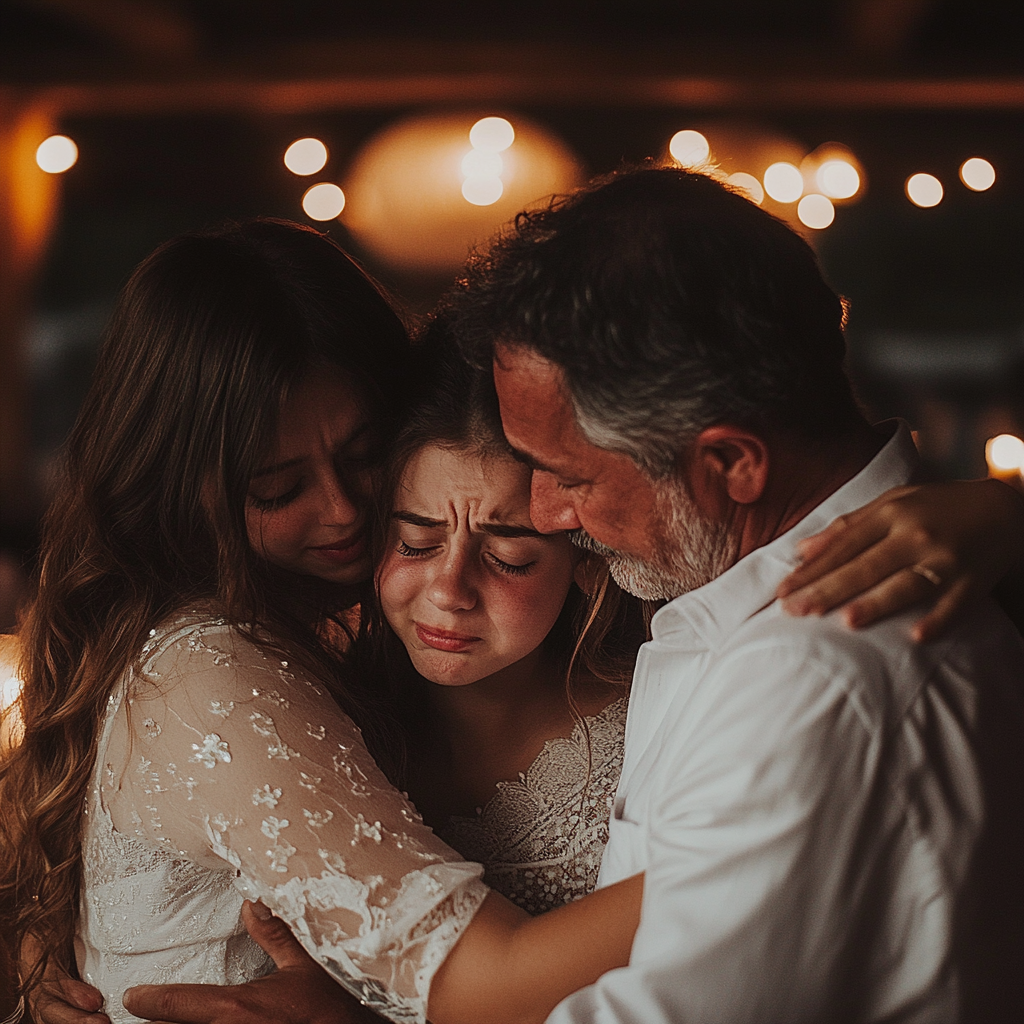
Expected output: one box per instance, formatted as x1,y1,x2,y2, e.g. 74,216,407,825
101,615,488,1024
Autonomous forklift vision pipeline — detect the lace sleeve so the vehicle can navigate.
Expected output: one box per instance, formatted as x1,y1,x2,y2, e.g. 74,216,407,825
101,617,488,1024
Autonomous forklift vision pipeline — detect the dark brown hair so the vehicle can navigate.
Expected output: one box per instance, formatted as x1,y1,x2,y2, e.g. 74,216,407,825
0,219,412,994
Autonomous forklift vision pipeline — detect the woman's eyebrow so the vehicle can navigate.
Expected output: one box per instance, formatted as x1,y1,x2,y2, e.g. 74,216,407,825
392,510,542,538
479,523,543,539
251,457,303,479
393,510,446,528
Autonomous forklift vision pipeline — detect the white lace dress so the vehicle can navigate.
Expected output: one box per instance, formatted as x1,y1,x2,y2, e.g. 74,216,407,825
79,611,488,1024
438,699,626,916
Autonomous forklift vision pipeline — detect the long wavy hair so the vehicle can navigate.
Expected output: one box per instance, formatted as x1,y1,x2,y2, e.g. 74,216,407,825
357,320,649,790
0,219,413,994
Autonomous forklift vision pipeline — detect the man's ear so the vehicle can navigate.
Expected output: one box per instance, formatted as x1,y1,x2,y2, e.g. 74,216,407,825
684,425,769,506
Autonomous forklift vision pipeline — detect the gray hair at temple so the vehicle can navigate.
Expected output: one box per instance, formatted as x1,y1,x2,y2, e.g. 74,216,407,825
446,164,866,479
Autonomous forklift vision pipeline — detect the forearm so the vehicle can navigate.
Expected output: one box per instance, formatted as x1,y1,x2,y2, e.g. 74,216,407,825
428,875,643,1024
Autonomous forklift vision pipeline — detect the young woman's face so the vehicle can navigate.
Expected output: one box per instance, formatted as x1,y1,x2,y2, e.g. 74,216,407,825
378,445,577,688
246,371,378,585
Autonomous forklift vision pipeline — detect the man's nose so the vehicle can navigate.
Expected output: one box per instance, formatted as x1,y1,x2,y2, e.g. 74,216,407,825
530,472,582,533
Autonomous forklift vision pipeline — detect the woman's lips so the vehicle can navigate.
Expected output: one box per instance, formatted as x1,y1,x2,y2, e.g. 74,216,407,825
310,532,367,565
414,624,482,653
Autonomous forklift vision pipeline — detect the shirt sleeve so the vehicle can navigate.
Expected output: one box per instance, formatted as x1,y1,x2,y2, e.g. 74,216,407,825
102,618,489,1024
546,635,920,1024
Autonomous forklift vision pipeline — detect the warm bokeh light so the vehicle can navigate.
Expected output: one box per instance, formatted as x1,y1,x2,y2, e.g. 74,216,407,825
35,134,78,173
906,173,943,208
301,182,346,221
986,434,1024,474
462,177,504,206
1,675,20,713
461,149,504,179
469,117,515,153
284,138,328,176
816,159,860,200
343,111,581,273
960,157,995,192
669,130,711,168
726,171,764,205
0,635,24,751
797,194,835,229
763,162,803,203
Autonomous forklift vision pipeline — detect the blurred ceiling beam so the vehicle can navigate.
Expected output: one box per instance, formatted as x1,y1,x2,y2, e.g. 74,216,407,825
845,0,936,59
8,71,1022,116
25,0,201,64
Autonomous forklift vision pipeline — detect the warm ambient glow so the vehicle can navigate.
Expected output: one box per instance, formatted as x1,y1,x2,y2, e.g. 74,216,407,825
763,162,803,203
301,183,346,221
284,138,328,176
986,434,1024,476
797,194,835,229
906,173,943,208
726,172,764,205
816,159,860,200
960,157,995,192
669,130,710,168
343,111,580,273
469,117,515,153
36,134,78,173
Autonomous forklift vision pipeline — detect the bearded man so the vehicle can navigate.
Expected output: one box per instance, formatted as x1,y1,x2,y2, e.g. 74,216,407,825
446,165,1024,1023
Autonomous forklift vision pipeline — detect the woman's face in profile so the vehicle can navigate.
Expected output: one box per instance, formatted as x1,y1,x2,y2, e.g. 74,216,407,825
245,370,379,585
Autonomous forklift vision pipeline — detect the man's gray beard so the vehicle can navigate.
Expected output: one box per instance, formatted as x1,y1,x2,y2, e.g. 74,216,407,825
569,480,736,601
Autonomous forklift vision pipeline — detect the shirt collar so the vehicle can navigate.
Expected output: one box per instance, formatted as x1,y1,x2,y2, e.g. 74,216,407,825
650,421,919,651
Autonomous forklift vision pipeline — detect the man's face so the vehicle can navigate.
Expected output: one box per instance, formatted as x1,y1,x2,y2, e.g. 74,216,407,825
493,343,734,600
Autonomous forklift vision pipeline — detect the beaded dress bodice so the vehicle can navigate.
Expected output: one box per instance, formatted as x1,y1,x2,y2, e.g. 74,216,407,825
79,612,488,1024
438,699,626,916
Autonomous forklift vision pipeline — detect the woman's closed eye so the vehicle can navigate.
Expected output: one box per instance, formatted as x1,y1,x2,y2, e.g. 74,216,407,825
486,553,535,577
397,539,439,558
248,480,304,511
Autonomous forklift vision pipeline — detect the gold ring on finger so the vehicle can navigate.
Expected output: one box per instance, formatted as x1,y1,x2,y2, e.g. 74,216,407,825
910,564,943,587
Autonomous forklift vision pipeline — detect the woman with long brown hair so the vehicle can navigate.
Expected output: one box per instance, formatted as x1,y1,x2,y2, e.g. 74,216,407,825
0,220,645,1024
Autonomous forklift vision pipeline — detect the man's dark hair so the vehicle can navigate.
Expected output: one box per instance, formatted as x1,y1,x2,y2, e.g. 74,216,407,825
448,164,866,477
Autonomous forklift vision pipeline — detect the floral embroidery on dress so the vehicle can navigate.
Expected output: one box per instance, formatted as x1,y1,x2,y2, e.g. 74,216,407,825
80,610,488,1024
190,733,231,769
439,698,626,916
253,784,281,808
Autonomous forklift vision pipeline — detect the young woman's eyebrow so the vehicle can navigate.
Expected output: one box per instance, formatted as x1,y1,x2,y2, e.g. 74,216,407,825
393,510,446,528
479,523,544,539
392,510,541,539
251,457,303,479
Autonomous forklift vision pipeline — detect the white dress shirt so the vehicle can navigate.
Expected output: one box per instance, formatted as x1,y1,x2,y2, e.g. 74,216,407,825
548,423,1024,1024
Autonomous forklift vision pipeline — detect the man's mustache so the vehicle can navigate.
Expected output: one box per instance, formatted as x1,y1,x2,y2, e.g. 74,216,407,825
568,529,621,560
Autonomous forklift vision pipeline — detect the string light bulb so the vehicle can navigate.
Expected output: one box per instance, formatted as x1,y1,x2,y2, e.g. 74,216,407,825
284,138,328,176
960,157,995,192
906,173,943,208
36,135,78,173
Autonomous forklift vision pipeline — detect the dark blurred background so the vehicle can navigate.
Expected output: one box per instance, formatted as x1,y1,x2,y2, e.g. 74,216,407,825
0,0,1022,1014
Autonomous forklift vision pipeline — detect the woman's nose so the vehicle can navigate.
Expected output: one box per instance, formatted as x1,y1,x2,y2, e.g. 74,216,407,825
529,472,582,533
320,473,361,526
427,548,478,613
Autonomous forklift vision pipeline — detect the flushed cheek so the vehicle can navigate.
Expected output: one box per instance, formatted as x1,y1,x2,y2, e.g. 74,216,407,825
377,557,422,622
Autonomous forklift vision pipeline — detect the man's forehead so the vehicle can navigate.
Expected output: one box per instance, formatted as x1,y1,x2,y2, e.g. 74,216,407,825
493,342,562,384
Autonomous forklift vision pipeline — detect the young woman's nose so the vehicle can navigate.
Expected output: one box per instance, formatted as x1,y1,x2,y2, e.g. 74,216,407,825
529,472,582,533
427,546,478,613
